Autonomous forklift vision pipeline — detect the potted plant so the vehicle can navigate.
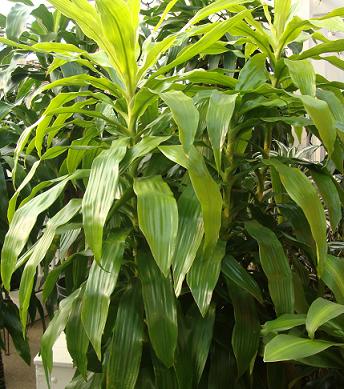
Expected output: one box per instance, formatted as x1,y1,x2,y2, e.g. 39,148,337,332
1,0,344,387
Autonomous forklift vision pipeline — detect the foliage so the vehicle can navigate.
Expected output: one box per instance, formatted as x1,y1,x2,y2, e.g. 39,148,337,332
0,0,344,388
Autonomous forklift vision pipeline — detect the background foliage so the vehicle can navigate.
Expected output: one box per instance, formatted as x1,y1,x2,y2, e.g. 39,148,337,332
1,0,344,388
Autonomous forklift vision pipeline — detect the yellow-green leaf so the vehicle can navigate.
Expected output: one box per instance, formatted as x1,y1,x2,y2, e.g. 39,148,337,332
82,139,127,262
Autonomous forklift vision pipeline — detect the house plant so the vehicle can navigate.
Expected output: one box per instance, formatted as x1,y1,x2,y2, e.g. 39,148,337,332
0,0,344,387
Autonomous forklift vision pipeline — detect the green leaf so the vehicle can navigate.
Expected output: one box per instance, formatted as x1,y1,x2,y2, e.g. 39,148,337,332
1,170,88,290
261,314,306,336
7,160,40,222
187,241,226,316
41,289,80,383
323,255,344,304
206,91,237,172
105,282,143,389
306,298,344,339
235,53,268,91
297,39,344,60
19,199,81,330
187,0,253,27
154,0,179,31
6,4,30,40
81,233,126,359
311,170,342,231
188,305,216,384
160,145,222,253
137,252,178,368
227,279,260,377
285,59,315,96
160,91,199,153
175,304,216,387
156,9,250,76
221,255,263,304
264,335,340,362
2,300,30,364
274,0,291,37
299,95,336,155
138,36,176,81
82,139,127,262
165,69,237,89
95,0,139,94
172,185,204,297
264,159,328,277
66,295,89,378
134,176,178,276
245,220,294,316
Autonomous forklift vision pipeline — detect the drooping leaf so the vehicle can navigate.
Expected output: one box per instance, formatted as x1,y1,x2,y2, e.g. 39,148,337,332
81,233,126,359
306,298,344,339
19,199,81,329
134,176,178,276
221,255,263,303
160,91,199,153
172,185,204,297
264,335,340,362
227,279,260,377
285,59,316,96
82,139,127,262
66,294,89,378
160,145,222,253
137,252,178,368
311,170,342,231
245,220,294,316
264,159,327,277
206,91,238,172
105,282,143,389
1,170,88,290
322,255,344,304
175,304,216,387
1,299,30,365
41,289,80,383
187,241,226,316
299,95,336,155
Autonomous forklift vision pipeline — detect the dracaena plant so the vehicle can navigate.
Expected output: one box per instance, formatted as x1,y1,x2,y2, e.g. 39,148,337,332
1,0,344,388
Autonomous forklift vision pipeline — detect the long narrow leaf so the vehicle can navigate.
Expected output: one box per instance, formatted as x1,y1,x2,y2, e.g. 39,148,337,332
187,241,226,316
245,220,294,315
264,159,327,276
227,279,260,377
81,233,126,359
160,145,222,253
160,91,199,153
221,255,263,303
134,176,178,276
1,170,87,290
82,139,127,262
172,185,204,297
105,282,143,389
137,252,178,368
206,91,237,172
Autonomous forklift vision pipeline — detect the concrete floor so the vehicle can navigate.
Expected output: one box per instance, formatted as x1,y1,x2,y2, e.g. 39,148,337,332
3,320,44,389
